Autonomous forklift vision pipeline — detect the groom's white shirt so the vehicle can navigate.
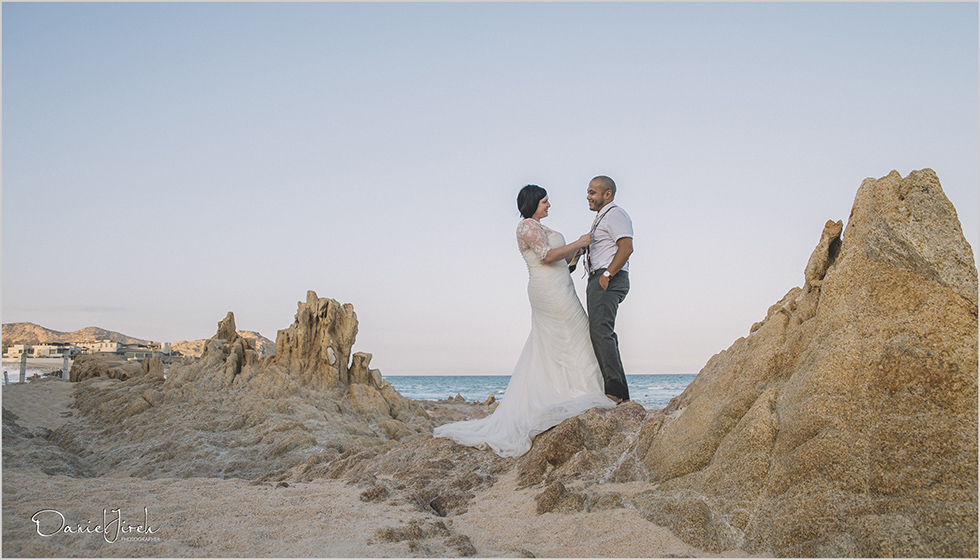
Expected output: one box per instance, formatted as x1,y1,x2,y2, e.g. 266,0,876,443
589,203,633,274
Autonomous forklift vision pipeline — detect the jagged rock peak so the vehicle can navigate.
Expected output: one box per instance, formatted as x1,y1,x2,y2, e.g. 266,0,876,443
636,169,978,556
273,290,359,389
199,311,256,369
65,291,432,480
803,219,843,292
215,311,238,343
847,168,977,303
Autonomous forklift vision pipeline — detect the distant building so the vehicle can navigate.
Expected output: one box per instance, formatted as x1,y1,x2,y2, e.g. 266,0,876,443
2,344,80,359
4,345,31,359
77,340,122,354
31,344,77,358
122,345,159,360
3,339,172,361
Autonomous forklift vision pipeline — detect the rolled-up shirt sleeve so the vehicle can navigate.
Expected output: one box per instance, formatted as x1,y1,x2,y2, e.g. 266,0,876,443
605,207,633,241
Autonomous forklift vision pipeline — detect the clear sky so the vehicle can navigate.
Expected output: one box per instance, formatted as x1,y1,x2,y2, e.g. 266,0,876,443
3,2,978,376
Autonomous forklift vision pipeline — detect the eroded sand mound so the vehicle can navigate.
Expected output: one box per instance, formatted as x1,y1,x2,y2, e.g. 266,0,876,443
68,354,142,383
48,291,433,480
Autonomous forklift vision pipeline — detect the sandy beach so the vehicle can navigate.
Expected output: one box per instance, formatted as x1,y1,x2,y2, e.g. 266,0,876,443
2,378,745,558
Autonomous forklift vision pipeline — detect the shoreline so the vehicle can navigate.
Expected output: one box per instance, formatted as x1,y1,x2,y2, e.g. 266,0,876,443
386,373,696,410
2,358,74,386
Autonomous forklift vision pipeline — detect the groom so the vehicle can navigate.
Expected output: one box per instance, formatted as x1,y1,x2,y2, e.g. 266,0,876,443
585,175,633,404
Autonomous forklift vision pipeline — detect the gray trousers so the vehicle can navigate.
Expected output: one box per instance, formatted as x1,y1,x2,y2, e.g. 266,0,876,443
586,269,630,401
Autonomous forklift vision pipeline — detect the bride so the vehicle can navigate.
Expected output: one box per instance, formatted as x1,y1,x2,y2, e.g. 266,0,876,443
433,184,616,458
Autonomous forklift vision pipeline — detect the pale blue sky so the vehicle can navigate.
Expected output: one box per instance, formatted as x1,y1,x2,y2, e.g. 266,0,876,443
3,2,977,375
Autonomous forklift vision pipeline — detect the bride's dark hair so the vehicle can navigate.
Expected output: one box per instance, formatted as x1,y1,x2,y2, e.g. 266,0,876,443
517,184,547,219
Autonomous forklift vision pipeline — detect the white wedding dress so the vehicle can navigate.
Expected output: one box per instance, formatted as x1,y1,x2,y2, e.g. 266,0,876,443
433,218,615,457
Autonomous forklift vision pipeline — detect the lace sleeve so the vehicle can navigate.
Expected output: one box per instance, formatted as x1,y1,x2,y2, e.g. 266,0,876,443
517,219,551,261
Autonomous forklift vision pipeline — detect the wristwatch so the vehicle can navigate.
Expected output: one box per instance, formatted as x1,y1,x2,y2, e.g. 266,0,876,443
603,271,612,278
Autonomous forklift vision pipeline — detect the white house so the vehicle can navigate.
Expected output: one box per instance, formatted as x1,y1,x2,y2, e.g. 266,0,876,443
30,345,74,358
2,344,79,359
4,345,31,359
78,340,122,354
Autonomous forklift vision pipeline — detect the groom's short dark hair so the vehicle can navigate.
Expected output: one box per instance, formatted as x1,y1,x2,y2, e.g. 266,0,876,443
592,175,616,198
517,184,548,219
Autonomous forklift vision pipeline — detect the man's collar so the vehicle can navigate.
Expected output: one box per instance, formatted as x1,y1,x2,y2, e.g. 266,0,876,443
596,202,618,215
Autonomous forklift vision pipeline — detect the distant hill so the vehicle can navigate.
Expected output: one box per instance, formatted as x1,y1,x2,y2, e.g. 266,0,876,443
172,331,275,359
1,322,275,359
2,322,151,346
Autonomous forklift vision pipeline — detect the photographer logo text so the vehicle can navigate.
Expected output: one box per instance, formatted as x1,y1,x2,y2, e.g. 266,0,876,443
31,508,159,543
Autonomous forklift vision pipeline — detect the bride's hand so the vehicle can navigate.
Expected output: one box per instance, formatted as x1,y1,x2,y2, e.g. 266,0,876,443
576,233,592,247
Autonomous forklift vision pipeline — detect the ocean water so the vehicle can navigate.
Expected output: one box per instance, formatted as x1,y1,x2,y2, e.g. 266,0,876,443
1,359,69,385
386,373,697,411
0,361,695,410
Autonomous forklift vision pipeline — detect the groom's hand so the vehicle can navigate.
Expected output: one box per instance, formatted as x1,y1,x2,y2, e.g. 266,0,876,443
599,274,610,290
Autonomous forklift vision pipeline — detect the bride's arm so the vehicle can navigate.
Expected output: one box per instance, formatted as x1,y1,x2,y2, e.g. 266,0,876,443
543,233,591,264
518,219,591,264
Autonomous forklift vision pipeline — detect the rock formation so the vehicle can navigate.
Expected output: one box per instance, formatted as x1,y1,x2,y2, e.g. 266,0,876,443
643,169,976,556
68,354,142,382
272,291,359,389
52,291,432,479
172,329,275,358
512,169,978,556
2,407,89,478
275,433,512,518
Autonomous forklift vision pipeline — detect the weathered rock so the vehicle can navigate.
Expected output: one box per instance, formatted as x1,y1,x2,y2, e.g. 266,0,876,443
636,169,978,556
631,491,736,554
172,330,275,359
375,519,451,543
169,311,263,390
534,481,585,514
584,491,624,512
847,169,977,303
214,311,238,344
444,534,478,557
280,430,512,521
374,519,476,557
360,484,390,502
515,401,648,487
533,481,622,516
273,290,358,389
1,407,89,477
49,291,432,480
349,352,382,386
140,355,164,379
68,354,142,382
